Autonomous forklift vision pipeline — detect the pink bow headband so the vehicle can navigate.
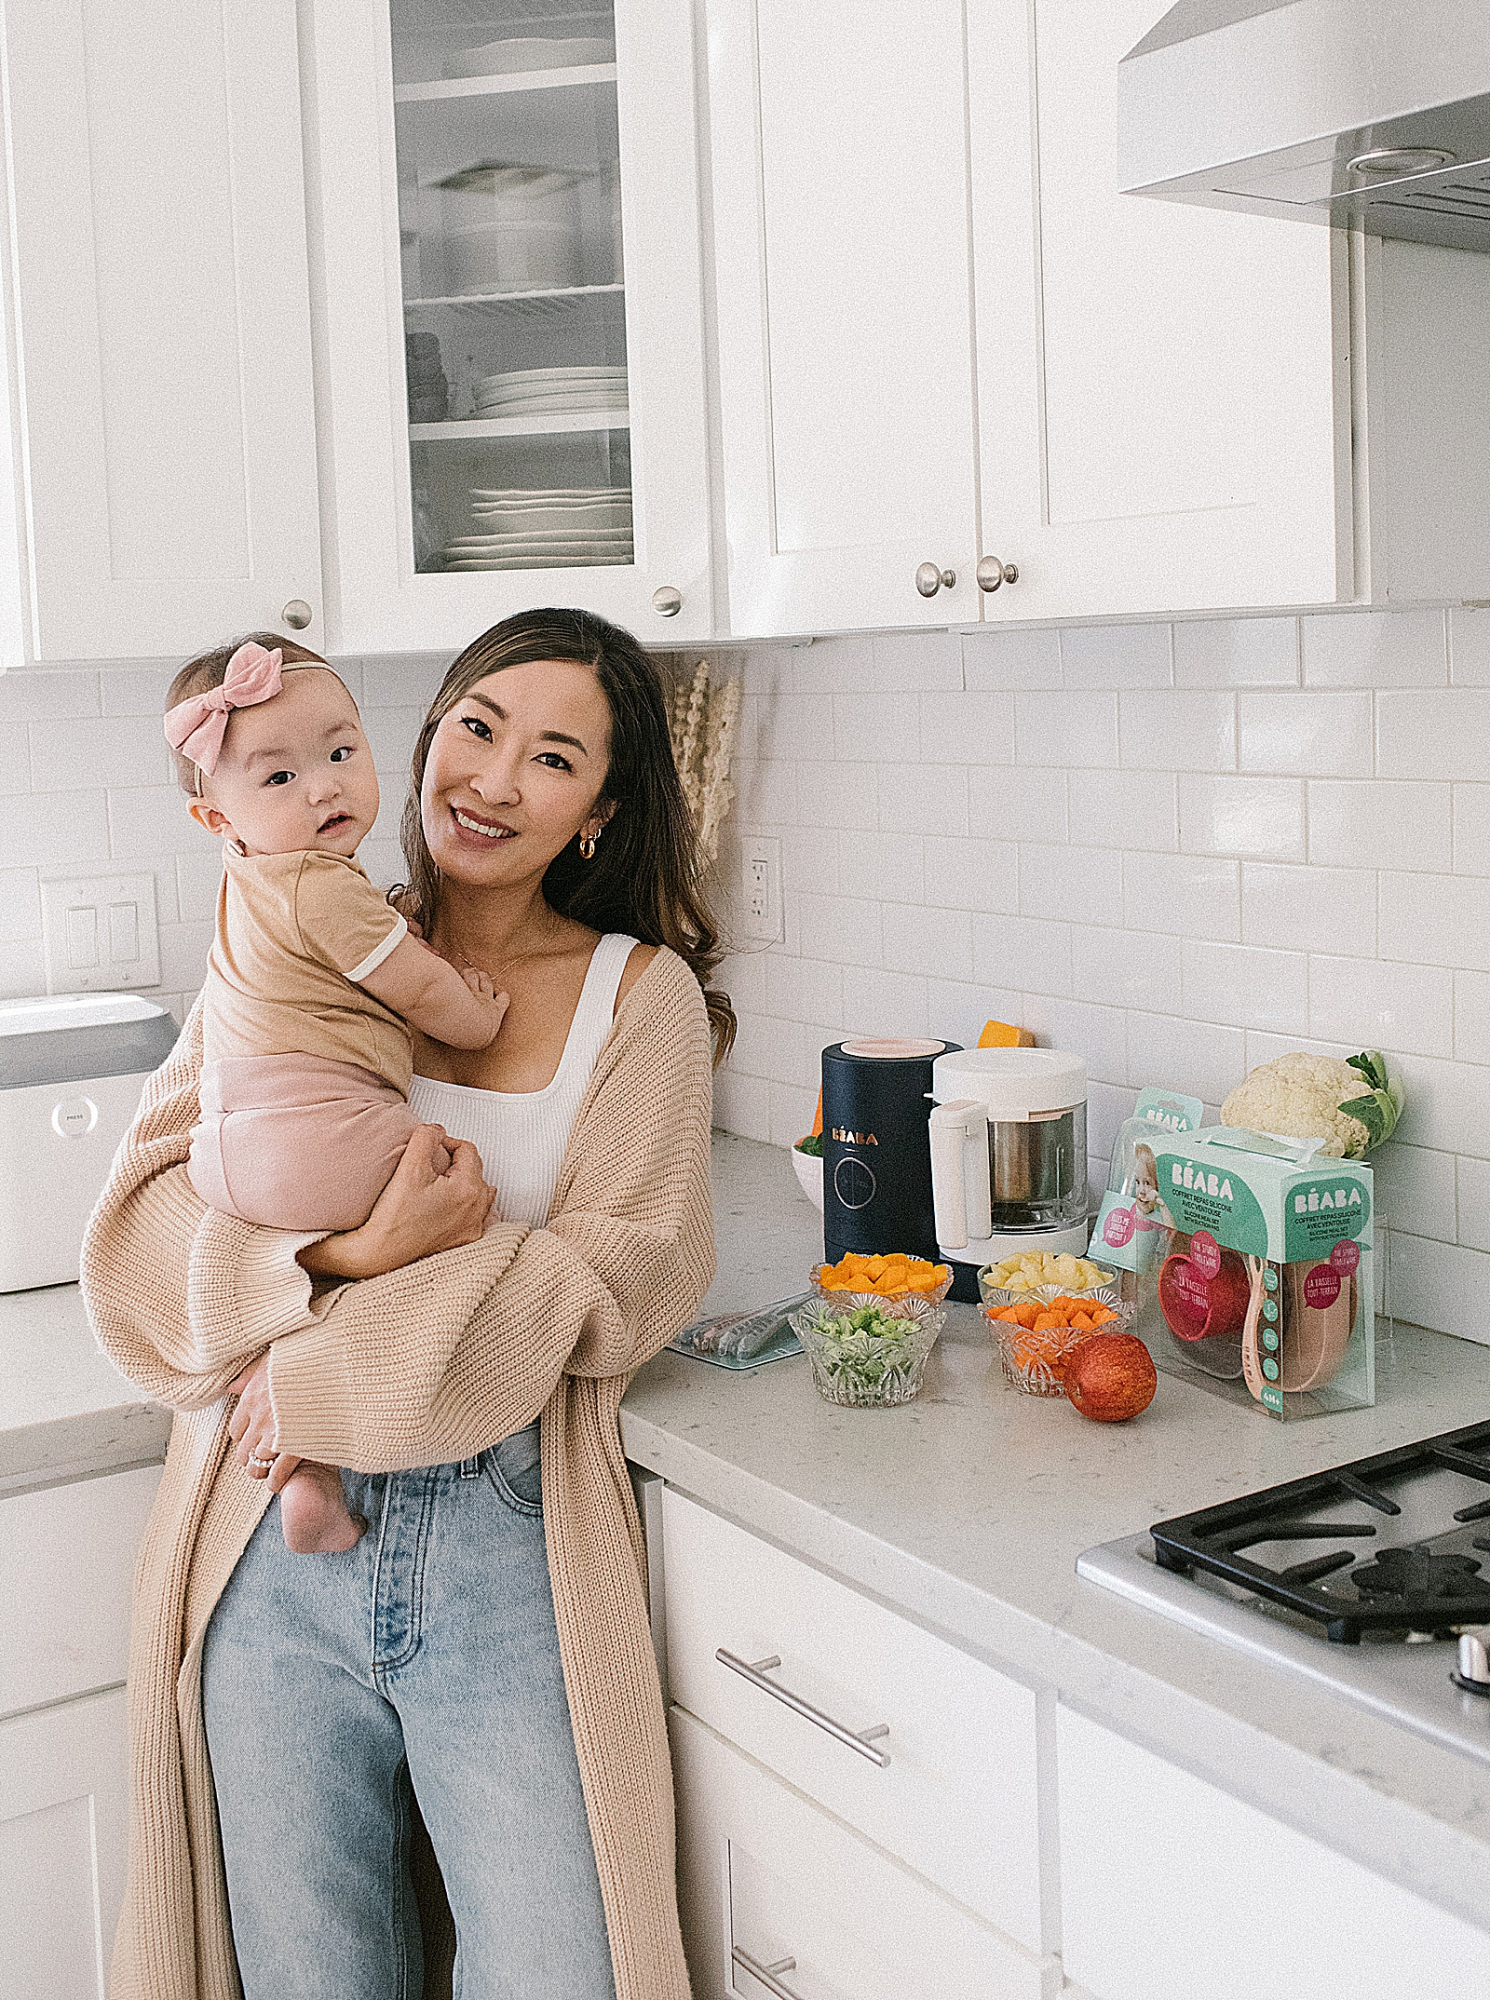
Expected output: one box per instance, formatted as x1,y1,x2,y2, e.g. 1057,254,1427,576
164,642,284,791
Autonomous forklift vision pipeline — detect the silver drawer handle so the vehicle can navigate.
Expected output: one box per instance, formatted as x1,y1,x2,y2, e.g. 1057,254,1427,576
732,1946,805,1999
715,1649,890,1766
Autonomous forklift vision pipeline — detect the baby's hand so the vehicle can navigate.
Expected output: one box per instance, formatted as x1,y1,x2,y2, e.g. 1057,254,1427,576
462,966,510,1045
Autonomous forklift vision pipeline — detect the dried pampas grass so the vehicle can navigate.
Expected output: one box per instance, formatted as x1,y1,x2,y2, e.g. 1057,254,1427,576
667,658,742,867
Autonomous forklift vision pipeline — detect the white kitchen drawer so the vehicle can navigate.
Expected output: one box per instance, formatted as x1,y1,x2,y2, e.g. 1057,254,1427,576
1058,1706,1490,2000
661,1486,1044,1953
0,1464,161,1719
672,1705,1057,2000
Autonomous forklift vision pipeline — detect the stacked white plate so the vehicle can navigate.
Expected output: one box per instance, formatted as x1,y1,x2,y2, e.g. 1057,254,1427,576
473,365,628,418
443,36,615,80
441,486,634,570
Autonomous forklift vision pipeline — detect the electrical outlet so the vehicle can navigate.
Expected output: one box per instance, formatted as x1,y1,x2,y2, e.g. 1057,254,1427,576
739,835,782,942
41,872,161,994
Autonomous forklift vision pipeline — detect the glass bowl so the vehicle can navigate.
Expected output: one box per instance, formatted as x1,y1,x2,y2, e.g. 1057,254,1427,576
812,1262,954,1312
789,1299,945,1408
984,1309,1084,1397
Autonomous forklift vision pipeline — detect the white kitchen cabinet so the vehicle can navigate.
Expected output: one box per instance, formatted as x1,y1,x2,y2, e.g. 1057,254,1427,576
0,1463,162,1998
1056,1705,1490,2000
707,0,1490,638
303,0,713,654
671,1704,1058,2000
661,1484,1045,1953
0,0,322,666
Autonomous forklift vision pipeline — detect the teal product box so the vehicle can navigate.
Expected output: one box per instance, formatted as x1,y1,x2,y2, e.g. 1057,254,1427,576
1089,1087,1206,1281
1136,1126,1374,1420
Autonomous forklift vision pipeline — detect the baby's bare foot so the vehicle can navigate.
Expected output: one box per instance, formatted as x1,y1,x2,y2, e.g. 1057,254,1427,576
278,1462,365,1555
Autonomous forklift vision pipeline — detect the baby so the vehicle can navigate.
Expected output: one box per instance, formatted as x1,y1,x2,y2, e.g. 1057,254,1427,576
164,636,507,1554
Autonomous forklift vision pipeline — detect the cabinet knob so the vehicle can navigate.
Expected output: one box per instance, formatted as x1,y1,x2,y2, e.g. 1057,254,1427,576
915,563,956,597
281,599,314,630
651,584,683,617
976,557,1019,593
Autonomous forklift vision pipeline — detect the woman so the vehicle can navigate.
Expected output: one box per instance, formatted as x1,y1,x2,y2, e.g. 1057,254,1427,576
82,607,733,2000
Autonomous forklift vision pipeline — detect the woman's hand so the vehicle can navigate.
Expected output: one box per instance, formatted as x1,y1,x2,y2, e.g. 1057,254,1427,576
297,1123,497,1281
226,1355,299,1491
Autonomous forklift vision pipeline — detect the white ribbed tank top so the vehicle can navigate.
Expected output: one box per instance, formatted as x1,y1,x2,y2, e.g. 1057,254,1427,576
407,932,638,1228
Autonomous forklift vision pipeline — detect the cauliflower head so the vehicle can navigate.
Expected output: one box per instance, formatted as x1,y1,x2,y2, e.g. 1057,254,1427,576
1220,1053,1370,1158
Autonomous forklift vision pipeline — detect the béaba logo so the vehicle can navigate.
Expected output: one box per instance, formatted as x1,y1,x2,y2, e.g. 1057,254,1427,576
1170,1163,1234,1202
1294,1183,1363,1213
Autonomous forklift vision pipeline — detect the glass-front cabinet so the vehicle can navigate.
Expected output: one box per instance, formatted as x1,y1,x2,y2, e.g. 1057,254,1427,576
307,0,712,652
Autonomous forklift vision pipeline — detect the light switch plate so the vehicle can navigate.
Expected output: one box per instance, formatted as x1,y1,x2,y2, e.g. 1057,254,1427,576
41,871,161,993
739,834,782,942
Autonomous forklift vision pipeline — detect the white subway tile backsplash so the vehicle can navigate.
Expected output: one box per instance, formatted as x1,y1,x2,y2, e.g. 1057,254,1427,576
1071,924,1181,1012
871,630,963,691
1301,609,1447,687
1068,769,1178,852
781,826,839,895
926,978,1022,1051
973,912,1071,995
1383,1234,1490,1345
1020,994,1126,1084
838,830,924,904
881,900,972,981
360,707,423,778
108,784,197,861
766,952,842,1028
713,1067,771,1142
877,764,967,836
830,692,903,764
1241,861,1377,956
1379,871,1490,972
967,765,1068,842
359,654,443,710
1392,1052,1490,1159
0,937,45,999
762,691,833,755
175,846,224,924
1120,688,1235,771
1454,970,1490,1062
841,964,930,1038
1376,689,1490,780
1061,623,1171,689
100,664,174,716
736,757,801,827
30,714,173,794
1178,774,1305,860
1019,841,1121,921
1449,608,1490,686
1181,938,1309,1036
1308,954,1454,1059
1173,617,1298,688
0,670,99,722
0,788,110,869
156,920,215,994
1368,1143,1455,1244
1122,851,1240,940
0,868,41,943
1307,780,1452,872
1125,1012,1247,1104
1239,691,1373,776
1451,785,1490,875
922,835,1016,913
795,892,882,967
0,724,28,794
1015,691,1117,768
919,690,1013,763
1456,1155,1490,1253
961,627,1061,692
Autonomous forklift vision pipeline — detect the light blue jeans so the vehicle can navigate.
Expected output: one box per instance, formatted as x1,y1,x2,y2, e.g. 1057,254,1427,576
200,1422,615,2000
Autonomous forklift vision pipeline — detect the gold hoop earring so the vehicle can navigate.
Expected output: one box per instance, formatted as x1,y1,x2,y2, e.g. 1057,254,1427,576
579,830,599,861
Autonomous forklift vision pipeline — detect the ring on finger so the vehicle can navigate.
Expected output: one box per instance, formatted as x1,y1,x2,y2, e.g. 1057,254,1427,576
247,1451,278,1471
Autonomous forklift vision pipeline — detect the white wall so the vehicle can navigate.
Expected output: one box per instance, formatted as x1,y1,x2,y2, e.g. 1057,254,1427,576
712,608,1490,1344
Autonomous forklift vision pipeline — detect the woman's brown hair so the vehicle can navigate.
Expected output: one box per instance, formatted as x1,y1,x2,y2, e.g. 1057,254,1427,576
164,631,329,796
399,608,736,1064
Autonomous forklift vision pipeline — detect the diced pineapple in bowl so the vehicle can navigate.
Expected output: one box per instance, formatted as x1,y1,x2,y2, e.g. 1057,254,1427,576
977,1247,1130,1322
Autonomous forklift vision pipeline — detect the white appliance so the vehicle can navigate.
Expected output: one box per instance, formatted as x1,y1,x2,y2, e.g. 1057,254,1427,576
0,992,178,1293
928,1048,1089,1272
1119,0,1490,254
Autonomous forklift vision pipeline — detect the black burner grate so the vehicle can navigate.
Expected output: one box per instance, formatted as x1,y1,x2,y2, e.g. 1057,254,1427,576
1149,1420,1490,1643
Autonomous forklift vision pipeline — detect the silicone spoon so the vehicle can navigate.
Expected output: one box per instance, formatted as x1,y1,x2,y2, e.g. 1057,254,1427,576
1241,1255,1269,1402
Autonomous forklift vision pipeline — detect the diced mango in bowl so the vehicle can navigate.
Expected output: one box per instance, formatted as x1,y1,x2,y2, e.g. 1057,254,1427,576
818,1250,950,1298
985,1249,1112,1294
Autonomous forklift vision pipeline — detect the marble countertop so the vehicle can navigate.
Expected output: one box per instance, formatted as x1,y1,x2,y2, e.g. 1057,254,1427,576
622,1132,1490,1934
0,1279,169,1493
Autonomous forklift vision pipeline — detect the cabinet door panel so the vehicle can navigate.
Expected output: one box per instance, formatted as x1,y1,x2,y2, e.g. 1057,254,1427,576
709,0,981,634
671,1705,1056,2000
970,0,1348,621
0,1689,129,2000
0,0,322,661
1058,1706,1490,2000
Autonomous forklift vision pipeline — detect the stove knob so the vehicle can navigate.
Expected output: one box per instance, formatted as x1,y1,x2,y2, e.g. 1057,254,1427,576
1454,1631,1490,1695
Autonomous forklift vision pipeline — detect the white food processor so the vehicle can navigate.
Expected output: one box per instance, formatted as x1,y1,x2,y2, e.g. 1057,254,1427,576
928,1048,1089,1301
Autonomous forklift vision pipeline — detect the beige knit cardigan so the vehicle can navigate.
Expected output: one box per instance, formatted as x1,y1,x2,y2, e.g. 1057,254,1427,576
80,946,715,2000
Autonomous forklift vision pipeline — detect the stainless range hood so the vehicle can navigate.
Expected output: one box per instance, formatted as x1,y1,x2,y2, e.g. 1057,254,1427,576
1119,0,1490,251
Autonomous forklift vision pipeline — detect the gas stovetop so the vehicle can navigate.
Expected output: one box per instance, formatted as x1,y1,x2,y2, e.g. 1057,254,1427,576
1077,1421,1490,1766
